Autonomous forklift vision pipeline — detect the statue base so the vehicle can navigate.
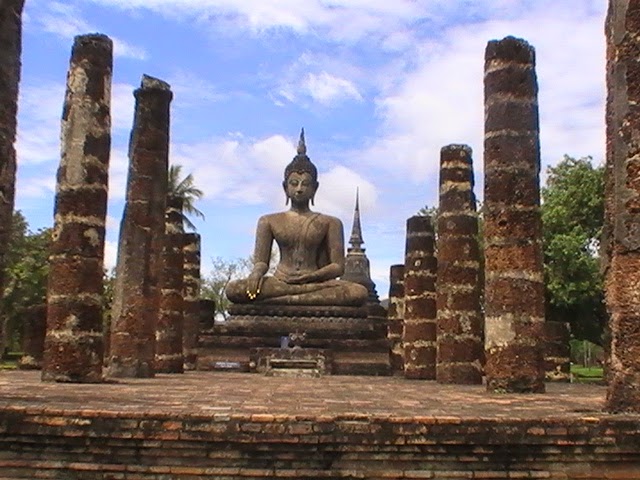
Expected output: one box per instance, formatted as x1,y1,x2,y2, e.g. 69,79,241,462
197,306,390,376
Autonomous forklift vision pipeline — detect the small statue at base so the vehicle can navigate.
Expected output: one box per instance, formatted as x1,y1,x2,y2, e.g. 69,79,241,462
225,130,368,307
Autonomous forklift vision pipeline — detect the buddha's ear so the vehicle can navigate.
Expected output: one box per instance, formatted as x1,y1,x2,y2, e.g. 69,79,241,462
283,181,289,205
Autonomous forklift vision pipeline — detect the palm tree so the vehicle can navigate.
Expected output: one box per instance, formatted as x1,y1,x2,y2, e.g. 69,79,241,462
167,164,205,231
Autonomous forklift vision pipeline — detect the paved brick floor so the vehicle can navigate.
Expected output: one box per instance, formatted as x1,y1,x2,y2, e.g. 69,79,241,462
0,370,613,420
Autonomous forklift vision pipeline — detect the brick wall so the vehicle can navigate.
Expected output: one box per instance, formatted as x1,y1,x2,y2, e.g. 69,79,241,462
1,408,639,479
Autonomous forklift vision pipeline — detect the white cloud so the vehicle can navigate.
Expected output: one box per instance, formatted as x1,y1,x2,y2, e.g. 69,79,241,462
303,72,363,106
32,1,147,60
353,0,605,198
315,165,376,221
103,240,118,272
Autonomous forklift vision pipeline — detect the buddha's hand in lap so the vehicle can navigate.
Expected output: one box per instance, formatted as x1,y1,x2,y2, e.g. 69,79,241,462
284,272,315,285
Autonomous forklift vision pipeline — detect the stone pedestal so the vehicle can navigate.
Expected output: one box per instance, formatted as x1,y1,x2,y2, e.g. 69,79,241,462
197,305,390,376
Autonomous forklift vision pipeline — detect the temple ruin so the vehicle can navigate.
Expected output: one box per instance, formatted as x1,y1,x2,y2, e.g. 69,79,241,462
402,215,437,380
41,34,113,383
107,75,172,378
483,36,546,393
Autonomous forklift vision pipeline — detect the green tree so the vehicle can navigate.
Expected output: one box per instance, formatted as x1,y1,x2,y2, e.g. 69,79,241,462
0,212,51,353
168,164,205,231
541,155,605,345
201,256,252,321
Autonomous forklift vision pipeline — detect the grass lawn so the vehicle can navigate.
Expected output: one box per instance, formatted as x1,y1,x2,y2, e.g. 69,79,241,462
571,365,604,383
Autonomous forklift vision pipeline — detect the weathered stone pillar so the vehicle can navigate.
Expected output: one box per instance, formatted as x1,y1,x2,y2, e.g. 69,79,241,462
42,34,113,383
483,36,545,393
387,264,405,375
436,144,483,384
200,299,216,331
107,75,172,378
18,304,46,370
403,216,437,380
0,0,25,305
183,233,201,370
155,196,184,373
604,0,640,412
543,321,570,382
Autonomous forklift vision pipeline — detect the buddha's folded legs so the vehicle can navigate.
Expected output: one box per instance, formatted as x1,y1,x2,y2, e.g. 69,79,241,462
226,277,367,306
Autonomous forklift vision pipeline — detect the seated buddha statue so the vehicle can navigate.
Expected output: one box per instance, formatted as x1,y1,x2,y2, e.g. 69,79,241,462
225,130,368,307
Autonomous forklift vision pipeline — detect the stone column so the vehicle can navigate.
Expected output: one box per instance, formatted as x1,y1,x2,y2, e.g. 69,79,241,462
155,196,184,373
42,34,113,383
18,304,46,370
387,264,405,375
403,216,437,380
199,299,216,331
604,0,640,412
483,36,545,393
0,0,25,304
543,321,570,382
183,233,201,370
107,75,172,378
436,144,483,384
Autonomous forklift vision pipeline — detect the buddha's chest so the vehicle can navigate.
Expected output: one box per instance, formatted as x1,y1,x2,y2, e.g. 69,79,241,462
271,215,328,249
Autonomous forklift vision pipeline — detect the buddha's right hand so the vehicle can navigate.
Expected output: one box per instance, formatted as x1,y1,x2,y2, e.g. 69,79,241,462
245,272,264,300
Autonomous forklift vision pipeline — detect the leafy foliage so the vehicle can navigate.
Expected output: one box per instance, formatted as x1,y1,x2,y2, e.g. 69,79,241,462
0,212,51,352
541,156,605,344
168,164,205,231
200,256,252,321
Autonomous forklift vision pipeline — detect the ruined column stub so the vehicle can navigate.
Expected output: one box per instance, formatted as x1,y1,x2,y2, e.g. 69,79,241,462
0,0,25,310
42,34,113,383
106,75,172,378
483,36,545,393
436,144,483,385
387,264,405,375
19,304,47,370
403,216,437,380
543,321,570,382
155,196,185,373
604,0,640,413
183,232,201,370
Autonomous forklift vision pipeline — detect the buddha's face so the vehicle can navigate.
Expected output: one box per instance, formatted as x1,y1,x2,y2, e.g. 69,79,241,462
285,172,317,204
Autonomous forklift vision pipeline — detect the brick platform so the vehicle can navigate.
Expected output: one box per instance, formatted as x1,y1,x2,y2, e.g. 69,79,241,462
0,370,639,479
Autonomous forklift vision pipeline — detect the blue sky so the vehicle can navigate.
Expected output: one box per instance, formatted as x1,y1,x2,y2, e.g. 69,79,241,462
16,0,606,298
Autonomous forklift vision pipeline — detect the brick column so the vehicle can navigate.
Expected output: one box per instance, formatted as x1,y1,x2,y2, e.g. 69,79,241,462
199,299,216,331
543,321,570,382
107,75,172,378
403,216,437,380
436,144,483,384
183,233,201,370
604,0,640,412
18,304,46,370
387,264,405,375
483,36,545,393
155,196,184,373
0,0,25,305
42,34,112,383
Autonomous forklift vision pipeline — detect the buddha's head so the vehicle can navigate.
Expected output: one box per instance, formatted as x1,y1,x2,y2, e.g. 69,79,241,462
283,129,319,205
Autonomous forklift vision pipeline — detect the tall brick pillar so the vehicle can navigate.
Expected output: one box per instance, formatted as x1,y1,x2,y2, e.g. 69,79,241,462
604,0,640,412
107,75,172,378
18,304,46,370
483,36,545,393
42,34,113,383
403,216,437,380
183,233,201,370
0,0,25,305
155,196,184,373
387,264,405,375
436,144,483,384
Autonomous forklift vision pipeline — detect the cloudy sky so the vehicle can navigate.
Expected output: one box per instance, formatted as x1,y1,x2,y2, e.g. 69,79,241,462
16,0,606,297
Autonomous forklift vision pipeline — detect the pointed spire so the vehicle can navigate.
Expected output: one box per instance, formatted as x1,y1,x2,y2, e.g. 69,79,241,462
297,128,306,155
348,187,364,252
